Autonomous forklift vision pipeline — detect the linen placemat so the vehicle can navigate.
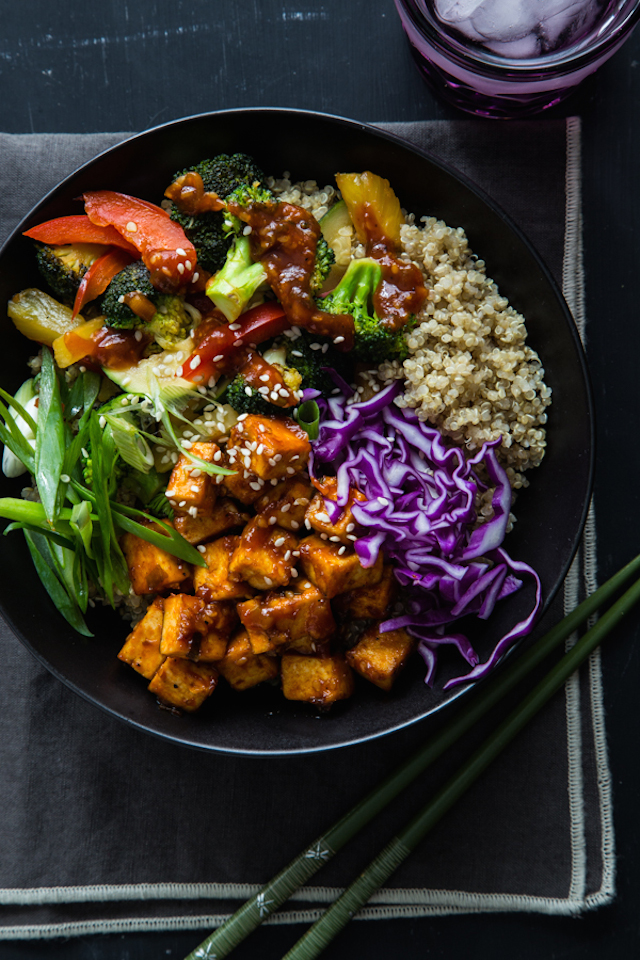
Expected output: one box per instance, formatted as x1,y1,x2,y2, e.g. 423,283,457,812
0,119,612,939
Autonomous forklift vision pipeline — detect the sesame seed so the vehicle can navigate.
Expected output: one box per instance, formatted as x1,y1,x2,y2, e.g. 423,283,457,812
264,577,274,587
176,247,186,257
347,534,357,541
249,481,262,491
329,535,341,542
310,343,322,351
290,520,300,530
291,350,303,357
197,544,206,553
237,414,248,421
193,272,200,282
320,533,328,540
338,546,346,555
334,336,345,344
346,523,355,532
286,467,295,475
321,343,329,353
290,569,298,577
117,294,125,304
269,516,277,525
177,263,185,274
304,519,311,529
60,474,70,483
245,386,253,396
280,503,291,512
179,500,187,507
126,221,137,232
274,537,285,547
315,512,330,523
185,260,192,271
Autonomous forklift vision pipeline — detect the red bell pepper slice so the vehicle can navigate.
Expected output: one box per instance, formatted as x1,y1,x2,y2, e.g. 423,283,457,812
23,215,139,254
180,302,288,385
83,190,198,294
72,247,135,320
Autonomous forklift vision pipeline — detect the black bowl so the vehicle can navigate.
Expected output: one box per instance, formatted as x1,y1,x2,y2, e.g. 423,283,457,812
0,109,593,755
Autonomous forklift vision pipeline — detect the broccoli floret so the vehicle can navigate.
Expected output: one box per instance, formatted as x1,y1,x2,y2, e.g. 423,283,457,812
321,257,413,365
310,236,335,295
224,376,278,417
277,330,347,397
169,153,267,273
34,243,102,305
205,235,268,322
101,261,156,328
146,295,193,349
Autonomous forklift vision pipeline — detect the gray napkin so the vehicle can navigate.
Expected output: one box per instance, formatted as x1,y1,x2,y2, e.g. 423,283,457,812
0,121,613,940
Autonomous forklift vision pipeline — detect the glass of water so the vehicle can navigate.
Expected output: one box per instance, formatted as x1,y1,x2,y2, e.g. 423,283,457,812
394,0,640,118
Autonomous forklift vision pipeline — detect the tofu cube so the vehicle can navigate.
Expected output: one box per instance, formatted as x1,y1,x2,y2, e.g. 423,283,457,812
305,478,366,544
165,442,219,509
193,536,255,602
159,594,206,658
228,517,298,591
228,415,311,480
121,522,191,595
219,451,265,505
254,476,313,532
193,601,239,662
298,535,384,598
174,494,249,545
237,580,335,655
117,597,166,679
281,652,354,706
346,625,415,691
334,565,398,619
218,629,280,691
147,657,218,712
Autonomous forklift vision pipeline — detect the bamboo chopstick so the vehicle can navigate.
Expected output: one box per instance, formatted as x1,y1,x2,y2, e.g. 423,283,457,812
184,553,640,960
281,574,640,959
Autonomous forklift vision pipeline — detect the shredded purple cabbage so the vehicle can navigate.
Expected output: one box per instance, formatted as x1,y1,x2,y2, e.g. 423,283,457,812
310,382,542,688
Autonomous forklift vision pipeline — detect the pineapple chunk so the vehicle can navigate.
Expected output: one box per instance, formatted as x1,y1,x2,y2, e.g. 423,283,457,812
8,287,84,346
334,171,404,247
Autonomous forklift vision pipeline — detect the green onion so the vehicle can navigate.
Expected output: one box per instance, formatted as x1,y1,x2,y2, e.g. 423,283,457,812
102,410,155,473
184,552,640,960
34,348,65,523
23,530,92,636
295,400,320,441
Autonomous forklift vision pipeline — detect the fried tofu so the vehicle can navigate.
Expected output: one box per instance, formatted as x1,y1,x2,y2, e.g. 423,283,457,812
147,657,218,712
334,565,398,619
237,580,335,655
193,536,255,602
228,517,298,591
117,597,166,679
159,593,205,658
298,535,384,598
305,478,366,545
228,415,311,480
121,521,191,595
174,494,249,545
346,625,415,691
219,452,266,505
281,652,354,706
218,628,280,691
165,442,219,509
254,476,313,532
192,601,239,662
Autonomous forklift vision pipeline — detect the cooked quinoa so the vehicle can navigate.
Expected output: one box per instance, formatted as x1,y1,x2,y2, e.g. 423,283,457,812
271,175,551,491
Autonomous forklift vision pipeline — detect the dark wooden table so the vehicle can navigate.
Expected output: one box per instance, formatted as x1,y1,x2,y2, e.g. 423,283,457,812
2,2,639,958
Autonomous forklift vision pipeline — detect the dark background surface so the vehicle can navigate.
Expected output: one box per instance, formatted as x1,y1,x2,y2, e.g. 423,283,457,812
1,1,638,958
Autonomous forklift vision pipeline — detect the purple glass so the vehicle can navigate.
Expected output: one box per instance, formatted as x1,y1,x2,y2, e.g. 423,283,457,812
394,0,640,118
